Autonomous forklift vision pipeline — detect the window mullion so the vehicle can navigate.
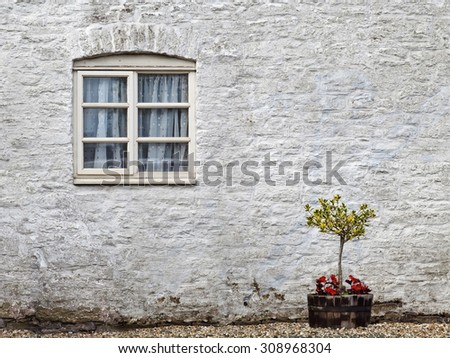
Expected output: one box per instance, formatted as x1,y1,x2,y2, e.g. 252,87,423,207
136,103,190,109
82,137,129,143
136,137,191,143
82,103,129,109
127,71,138,176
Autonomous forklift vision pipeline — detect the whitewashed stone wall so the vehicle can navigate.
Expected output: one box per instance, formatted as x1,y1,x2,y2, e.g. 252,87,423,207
0,0,449,324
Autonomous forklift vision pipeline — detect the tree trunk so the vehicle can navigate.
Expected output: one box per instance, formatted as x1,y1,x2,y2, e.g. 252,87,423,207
338,236,345,292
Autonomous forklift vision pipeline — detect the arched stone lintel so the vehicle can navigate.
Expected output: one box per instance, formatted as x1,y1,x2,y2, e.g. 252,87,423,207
73,23,198,64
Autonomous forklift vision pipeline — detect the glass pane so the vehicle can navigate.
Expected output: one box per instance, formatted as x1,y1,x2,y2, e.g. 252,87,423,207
83,77,127,103
138,143,188,172
138,109,188,137
83,143,127,169
83,108,127,137
138,74,188,103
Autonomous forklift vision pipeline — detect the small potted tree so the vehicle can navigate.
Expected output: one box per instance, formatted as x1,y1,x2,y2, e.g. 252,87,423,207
305,195,376,328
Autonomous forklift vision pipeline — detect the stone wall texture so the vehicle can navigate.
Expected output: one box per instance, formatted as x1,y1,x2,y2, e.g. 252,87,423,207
0,0,449,324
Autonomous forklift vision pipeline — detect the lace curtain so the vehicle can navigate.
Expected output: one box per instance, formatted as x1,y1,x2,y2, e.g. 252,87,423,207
83,75,188,171
138,75,188,171
83,77,127,168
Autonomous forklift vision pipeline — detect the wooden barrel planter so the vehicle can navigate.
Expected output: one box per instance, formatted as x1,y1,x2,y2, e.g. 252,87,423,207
307,294,373,328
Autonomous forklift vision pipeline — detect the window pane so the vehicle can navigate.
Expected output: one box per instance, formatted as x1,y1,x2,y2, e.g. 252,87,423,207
138,143,188,172
83,77,127,103
84,143,127,169
138,109,188,137
83,108,127,137
138,74,188,103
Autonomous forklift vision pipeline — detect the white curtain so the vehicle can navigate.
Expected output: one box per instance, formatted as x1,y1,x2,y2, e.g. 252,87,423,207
138,75,188,171
84,78,126,168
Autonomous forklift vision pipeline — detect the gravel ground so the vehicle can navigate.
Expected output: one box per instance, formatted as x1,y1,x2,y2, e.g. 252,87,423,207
1,322,449,338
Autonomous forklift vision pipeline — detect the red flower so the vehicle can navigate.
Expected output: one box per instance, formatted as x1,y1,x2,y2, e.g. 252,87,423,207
347,275,371,294
330,274,339,285
314,275,371,295
324,286,338,295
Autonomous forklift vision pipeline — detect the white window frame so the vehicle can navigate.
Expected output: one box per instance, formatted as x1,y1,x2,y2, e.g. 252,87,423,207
73,54,196,185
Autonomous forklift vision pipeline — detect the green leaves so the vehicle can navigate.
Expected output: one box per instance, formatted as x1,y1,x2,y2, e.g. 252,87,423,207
304,195,376,242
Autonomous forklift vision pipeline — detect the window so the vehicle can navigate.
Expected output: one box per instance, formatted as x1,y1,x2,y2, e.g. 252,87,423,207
73,54,196,185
